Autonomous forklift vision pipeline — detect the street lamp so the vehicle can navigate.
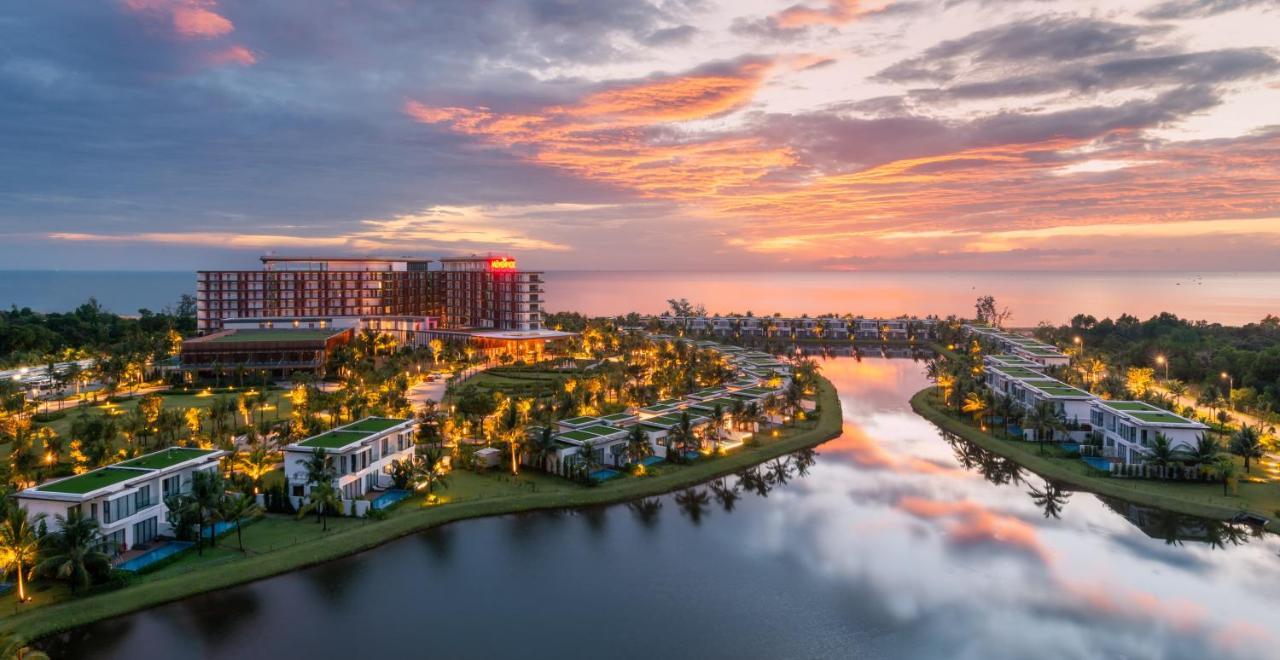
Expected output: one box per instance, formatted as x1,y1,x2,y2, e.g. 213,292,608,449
1221,371,1233,402
1155,355,1168,381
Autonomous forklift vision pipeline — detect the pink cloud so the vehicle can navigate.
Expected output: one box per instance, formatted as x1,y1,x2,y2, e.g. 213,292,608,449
209,45,256,66
172,6,233,38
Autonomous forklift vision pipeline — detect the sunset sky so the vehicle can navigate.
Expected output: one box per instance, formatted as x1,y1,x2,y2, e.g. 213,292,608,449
1,0,1278,271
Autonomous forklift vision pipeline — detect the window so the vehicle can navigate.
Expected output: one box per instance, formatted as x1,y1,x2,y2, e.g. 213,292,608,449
162,475,181,498
135,485,154,511
132,517,158,545
291,484,304,497
100,529,126,554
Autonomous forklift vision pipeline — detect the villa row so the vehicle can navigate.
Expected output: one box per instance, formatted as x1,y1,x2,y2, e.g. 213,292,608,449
529,341,802,476
964,324,1070,367
982,356,1207,465
644,316,938,341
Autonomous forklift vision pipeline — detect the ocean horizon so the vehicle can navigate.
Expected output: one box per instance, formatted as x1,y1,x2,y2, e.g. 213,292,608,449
3,269,1279,326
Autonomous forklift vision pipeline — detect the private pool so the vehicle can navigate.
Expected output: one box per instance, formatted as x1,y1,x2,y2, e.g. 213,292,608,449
1082,456,1113,472
371,489,412,510
590,469,623,482
117,541,194,572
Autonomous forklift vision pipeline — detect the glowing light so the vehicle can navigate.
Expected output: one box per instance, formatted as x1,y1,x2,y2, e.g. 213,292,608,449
489,257,517,270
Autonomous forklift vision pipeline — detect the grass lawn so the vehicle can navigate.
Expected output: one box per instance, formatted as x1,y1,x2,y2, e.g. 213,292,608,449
1,377,842,642
911,388,1280,530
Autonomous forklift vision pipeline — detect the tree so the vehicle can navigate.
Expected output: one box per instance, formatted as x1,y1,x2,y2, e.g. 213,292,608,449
189,470,226,554
1146,433,1179,468
235,444,278,494
1125,367,1155,398
974,296,1011,328
526,427,558,473
297,481,342,531
1185,434,1221,470
427,338,445,367
1229,424,1264,473
218,492,263,553
625,425,652,465
35,509,111,594
0,506,45,603
961,391,988,426
412,445,451,502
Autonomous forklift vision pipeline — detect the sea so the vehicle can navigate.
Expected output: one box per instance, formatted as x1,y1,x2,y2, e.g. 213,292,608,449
1,270,1278,326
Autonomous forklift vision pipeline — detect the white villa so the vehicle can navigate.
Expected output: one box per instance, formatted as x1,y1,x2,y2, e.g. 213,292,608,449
1090,400,1209,465
983,365,1094,440
283,417,416,504
646,315,935,342
965,324,1070,367
15,447,227,553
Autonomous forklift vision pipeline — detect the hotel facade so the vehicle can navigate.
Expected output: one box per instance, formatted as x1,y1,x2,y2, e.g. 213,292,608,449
197,255,545,335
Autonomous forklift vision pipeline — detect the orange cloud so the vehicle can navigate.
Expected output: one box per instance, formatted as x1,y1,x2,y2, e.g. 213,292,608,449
172,5,233,38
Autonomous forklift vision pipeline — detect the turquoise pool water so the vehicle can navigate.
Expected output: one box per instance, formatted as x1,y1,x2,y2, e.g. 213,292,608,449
372,489,412,510
590,469,622,482
1082,456,1112,472
117,542,194,572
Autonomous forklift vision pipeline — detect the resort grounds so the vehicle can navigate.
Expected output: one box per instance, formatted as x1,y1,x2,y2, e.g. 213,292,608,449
911,388,1280,530
0,377,841,641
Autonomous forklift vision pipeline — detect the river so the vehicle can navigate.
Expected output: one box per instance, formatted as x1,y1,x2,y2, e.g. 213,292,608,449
40,355,1280,659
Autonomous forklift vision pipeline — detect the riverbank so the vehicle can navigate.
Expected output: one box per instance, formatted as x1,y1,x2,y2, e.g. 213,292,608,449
910,388,1279,530
4,377,842,642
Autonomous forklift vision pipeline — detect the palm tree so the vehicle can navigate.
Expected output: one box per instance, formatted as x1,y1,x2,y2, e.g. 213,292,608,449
961,391,988,427
625,425,652,465
526,427,558,473
0,506,45,603
1229,424,1264,473
575,440,599,478
1167,379,1188,402
674,488,710,524
218,492,263,553
412,445,451,502
297,481,342,531
1185,433,1221,471
190,469,226,554
235,444,278,494
35,509,111,594
1146,433,1179,468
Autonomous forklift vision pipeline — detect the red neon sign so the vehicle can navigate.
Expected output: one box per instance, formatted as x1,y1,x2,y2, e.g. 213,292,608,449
489,257,517,270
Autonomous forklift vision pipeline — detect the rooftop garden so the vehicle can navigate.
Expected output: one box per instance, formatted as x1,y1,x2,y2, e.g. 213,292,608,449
36,467,140,495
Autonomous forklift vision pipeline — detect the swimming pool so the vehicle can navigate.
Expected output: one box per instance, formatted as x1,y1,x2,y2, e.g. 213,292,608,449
1081,456,1112,472
201,521,236,539
639,456,664,467
117,541,194,572
371,489,412,510
590,469,622,482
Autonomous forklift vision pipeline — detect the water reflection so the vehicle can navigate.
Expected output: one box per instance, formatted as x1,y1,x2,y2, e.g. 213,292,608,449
1101,498,1261,550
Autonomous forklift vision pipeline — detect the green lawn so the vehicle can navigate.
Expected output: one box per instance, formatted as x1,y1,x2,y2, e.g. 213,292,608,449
1,377,843,642
911,388,1280,529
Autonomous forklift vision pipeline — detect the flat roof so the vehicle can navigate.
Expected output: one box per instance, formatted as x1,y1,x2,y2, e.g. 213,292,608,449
560,416,599,426
339,417,412,433
194,329,344,344
1099,400,1205,427
36,468,142,495
299,430,373,449
116,447,220,471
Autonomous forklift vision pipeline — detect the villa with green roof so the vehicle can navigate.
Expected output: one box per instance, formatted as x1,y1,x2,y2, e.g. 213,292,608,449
283,417,416,505
1090,400,1209,465
15,447,227,553
984,365,1094,440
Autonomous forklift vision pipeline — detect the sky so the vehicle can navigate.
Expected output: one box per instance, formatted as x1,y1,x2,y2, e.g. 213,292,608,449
1,0,1278,272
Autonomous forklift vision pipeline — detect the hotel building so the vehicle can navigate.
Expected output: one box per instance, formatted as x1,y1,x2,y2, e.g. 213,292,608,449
197,255,544,334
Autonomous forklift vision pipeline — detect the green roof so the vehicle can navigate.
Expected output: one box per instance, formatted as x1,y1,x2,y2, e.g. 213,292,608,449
690,397,738,412
117,448,219,470
641,413,709,429
1102,401,1155,412
203,329,342,343
580,424,626,437
37,468,142,495
299,430,372,449
559,430,597,442
1130,412,1198,425
560,416,598,426
339,417,411,433
599,412,636,423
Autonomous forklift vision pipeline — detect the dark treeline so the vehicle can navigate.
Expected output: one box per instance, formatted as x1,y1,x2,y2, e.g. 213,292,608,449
1036,312,1280,413
0,296,196,367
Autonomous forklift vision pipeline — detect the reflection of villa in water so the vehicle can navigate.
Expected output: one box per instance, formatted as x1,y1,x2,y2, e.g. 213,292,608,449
1099,497,1246,546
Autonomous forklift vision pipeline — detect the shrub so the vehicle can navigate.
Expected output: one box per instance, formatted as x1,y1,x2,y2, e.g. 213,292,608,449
32,411,66,423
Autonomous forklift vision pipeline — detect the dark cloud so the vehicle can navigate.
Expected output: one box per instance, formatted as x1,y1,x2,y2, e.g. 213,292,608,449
641,24,698,45
1140,0,1277,19
876,17,1166,83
